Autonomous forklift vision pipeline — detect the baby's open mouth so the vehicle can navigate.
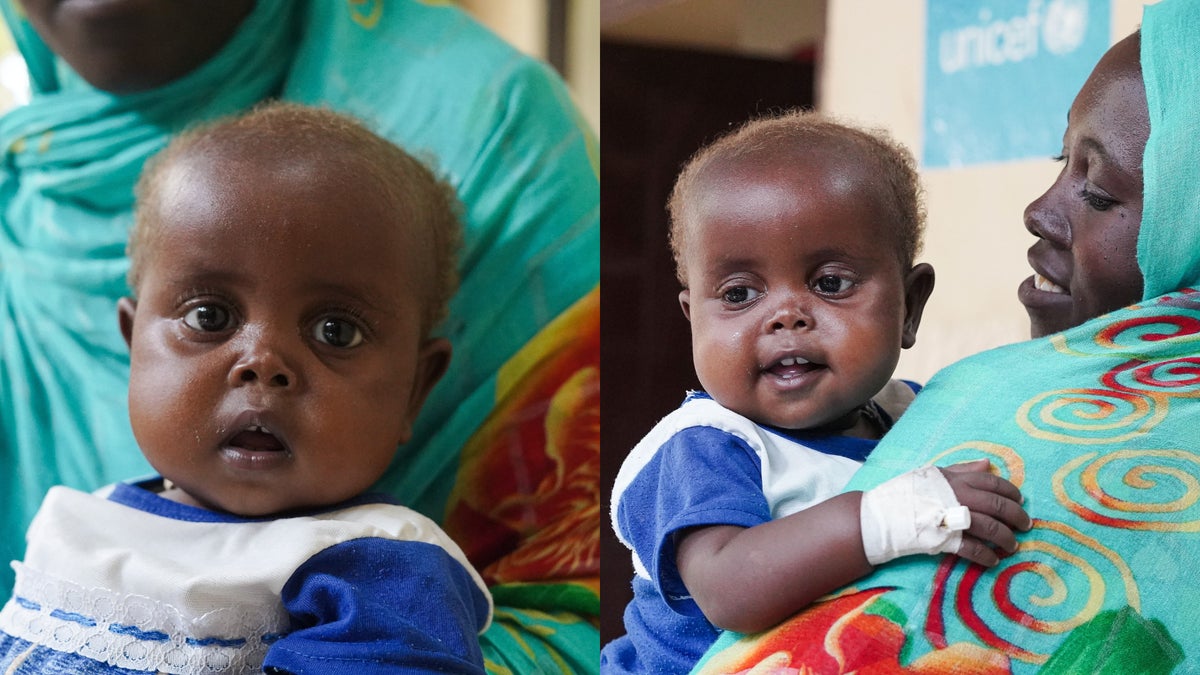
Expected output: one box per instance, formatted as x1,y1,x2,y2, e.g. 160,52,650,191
766,356,821,379
229,425,286,452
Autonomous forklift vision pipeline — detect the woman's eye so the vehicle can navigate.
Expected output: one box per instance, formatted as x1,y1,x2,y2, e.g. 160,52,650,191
814,275,853,295
1080,188,1116,212
182,305,232,332
722,286,760,304
313,318,364,348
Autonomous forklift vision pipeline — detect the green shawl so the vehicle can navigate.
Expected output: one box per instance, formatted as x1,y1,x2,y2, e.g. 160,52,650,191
693,0,1200,672
0,1,600,672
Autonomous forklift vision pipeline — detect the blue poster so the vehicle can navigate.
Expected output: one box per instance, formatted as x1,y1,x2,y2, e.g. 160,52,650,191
923,0,1110,168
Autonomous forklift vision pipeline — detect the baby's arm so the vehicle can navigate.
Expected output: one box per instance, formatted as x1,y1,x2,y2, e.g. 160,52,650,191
676,459,1030,634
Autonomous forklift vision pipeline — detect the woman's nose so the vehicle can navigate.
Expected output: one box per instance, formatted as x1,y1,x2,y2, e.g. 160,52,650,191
228,329,297,389
1024,187,1071,246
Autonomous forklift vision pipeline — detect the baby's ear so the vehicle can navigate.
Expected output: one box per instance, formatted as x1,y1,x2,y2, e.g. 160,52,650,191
117,297,138,349
398,337,452,444
679,289,693,321
901,263,935,349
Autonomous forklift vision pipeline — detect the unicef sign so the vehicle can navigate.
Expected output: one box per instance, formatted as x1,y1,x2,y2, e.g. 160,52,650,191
923,0,1109,168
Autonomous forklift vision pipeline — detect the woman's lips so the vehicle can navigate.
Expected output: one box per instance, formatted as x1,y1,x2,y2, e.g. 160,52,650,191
1018,273,1073,318
1032,272,1067,294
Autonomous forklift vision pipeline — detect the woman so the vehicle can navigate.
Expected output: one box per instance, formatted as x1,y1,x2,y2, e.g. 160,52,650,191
691,0,1199,671
0,1,599,671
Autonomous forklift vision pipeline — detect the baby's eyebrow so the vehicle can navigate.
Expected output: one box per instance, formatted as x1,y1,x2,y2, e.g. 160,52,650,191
704,255,761,278
163,267,244,288
303,280,398,318
711,253,757,268
704,246,869,280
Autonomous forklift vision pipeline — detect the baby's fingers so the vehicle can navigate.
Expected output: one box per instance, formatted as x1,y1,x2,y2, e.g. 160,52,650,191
954,535,1001,568
945,467,1024,506
963,511,1019,554
957,487,1032,533
941,458,992,475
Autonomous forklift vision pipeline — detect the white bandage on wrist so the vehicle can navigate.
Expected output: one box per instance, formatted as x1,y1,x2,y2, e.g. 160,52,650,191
859,465,971,566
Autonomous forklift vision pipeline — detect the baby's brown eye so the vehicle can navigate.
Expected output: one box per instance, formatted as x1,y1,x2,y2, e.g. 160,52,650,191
313,318,363,348
183,305,231,332
814,275,852,294
722,286,760,304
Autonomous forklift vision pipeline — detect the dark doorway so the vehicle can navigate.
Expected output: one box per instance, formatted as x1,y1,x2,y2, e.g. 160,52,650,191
600,40,816,645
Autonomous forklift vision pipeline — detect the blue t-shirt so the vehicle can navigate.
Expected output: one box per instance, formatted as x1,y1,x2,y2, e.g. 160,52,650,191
0,480,492,674
602,384,918,673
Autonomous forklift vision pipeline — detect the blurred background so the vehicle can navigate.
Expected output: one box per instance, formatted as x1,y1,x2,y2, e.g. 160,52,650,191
600,0,1150,646
0,0,600,136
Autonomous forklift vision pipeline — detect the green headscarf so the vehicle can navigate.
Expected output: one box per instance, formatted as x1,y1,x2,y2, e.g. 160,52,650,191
1137,0,1200,300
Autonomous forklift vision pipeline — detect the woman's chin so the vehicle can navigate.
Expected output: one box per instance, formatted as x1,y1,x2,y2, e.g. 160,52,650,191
1018,275,1074,338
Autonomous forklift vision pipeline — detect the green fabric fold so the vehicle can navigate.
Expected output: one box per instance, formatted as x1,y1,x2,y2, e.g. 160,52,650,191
1138,0,1200,301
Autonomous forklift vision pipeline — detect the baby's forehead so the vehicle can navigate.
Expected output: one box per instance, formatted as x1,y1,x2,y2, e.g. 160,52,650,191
688,148,887,219
170,136,408,207
701,136,873,183
143,144,425,260
682,155,903,257
177,134,364,179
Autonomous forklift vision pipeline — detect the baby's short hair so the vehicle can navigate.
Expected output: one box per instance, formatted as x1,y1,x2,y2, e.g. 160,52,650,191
129,101,463,335
668,109,926,286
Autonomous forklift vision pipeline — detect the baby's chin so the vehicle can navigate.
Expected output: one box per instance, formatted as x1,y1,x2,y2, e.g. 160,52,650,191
726,402,848,434
161,480,345,518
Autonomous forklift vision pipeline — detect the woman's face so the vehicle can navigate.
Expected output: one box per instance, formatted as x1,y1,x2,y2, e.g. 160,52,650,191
1019,33,1149,338
18,0,253,93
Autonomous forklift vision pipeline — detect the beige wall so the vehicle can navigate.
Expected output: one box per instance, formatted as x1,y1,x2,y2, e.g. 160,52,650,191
821,0,1149,383
603,0,823,57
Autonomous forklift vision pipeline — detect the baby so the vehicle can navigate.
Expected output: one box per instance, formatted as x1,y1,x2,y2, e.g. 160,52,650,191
603,110,1032,673
0,103,491,674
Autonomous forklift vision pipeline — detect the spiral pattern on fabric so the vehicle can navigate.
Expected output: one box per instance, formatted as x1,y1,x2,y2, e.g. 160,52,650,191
1016,388,1165,444
1053,312,1200,359
925,519,1138,665
928,442,1025,488
1052,450,1200,531
1102,357,1200,398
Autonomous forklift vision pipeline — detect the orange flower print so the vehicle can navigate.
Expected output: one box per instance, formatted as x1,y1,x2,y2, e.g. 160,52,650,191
445,287,600,587
694,589,1011,675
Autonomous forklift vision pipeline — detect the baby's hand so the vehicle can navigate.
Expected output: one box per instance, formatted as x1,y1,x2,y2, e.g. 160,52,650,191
939,459,1032,567
859,460,1031,567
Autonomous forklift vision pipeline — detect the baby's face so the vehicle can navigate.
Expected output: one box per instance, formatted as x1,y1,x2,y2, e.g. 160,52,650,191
679,155,923,431
120,150,448,516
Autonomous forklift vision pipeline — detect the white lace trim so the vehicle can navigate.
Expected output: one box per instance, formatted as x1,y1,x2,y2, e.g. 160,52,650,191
0,563,290,674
